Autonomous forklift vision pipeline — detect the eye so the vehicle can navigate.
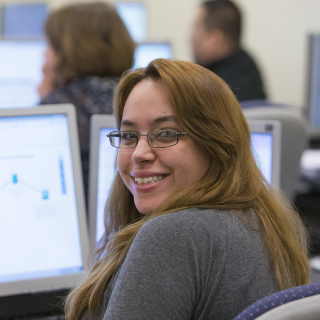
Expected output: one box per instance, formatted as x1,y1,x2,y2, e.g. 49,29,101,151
120,131,137,139
155,129,177,141
120,131,137,146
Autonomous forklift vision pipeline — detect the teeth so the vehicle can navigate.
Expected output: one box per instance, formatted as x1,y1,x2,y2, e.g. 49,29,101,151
135,175,166,185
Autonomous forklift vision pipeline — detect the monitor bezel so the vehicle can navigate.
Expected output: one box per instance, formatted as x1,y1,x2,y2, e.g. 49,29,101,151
0,104,90,297
305,33,320,137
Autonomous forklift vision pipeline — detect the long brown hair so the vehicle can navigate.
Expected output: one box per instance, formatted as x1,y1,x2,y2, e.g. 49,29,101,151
45,2,135,87
65,59,309,319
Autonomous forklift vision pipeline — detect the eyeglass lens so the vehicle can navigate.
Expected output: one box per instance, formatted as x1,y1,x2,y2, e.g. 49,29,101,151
109,129,179,148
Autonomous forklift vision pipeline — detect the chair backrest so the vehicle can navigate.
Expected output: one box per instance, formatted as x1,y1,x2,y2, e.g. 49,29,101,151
242,105,308,201
255,294,320,320
233,282,320,320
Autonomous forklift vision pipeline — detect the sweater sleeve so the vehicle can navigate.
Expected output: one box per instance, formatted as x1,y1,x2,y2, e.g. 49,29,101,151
103,213,209,320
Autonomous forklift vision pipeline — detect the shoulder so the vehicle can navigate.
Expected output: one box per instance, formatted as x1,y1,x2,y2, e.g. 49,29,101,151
237,49,261,69
141,208,255,231
39,88,69,105
134,208,258,249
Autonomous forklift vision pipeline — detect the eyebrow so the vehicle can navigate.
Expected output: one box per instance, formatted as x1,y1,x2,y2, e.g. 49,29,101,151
121,115,178,127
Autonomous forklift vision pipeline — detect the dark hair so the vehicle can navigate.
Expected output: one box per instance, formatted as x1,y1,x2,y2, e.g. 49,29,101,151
202,0,242,49
45,2,135,87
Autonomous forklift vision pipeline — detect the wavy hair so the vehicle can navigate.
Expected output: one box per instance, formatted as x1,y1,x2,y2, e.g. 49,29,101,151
65,59,309,319
45,2,135,87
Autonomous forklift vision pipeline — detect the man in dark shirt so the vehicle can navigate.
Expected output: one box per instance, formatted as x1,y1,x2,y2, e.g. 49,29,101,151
191,0,267,102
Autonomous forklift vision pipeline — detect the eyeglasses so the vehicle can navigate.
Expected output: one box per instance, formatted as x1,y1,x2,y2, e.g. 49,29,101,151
107,129,188,148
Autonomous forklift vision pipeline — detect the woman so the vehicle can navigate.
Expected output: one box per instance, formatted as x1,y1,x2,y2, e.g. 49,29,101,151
65,59,310,319
39,2,135,199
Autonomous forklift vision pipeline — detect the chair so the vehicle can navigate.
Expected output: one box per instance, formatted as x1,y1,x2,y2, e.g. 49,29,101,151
241,104,308,201
233,282,320,320
255,294,320,320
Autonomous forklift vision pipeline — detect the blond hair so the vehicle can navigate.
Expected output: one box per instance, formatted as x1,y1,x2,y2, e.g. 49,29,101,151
45,2,135,87
65,59,310,319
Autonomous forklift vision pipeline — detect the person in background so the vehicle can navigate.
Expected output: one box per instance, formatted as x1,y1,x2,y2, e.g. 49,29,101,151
64,59,309,320
38,2,135,200
191,0,267,102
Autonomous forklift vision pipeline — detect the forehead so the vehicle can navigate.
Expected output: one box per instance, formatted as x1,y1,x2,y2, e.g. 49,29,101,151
122,79,174,124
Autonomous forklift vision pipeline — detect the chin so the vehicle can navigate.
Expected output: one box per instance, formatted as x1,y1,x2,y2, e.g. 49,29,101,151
135,201,159,216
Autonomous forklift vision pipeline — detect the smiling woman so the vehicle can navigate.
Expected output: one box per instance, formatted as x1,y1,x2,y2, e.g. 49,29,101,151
64,59,310,320
117,79,210,215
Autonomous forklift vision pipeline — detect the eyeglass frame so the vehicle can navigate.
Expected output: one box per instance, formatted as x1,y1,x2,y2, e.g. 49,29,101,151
107,129,188,149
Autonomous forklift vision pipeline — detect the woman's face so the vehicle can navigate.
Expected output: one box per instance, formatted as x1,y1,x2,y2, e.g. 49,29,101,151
44,45,58,70
117,79,210,215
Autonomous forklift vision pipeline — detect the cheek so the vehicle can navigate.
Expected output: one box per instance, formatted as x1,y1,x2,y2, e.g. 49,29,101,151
185,149,210,184
171,148,209,188
117,150,131,183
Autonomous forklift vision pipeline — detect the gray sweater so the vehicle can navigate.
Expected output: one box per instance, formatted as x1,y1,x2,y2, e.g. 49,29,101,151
83,208,278,320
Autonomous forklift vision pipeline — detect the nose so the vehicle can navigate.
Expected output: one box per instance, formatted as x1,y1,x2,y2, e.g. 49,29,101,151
131,135,156,164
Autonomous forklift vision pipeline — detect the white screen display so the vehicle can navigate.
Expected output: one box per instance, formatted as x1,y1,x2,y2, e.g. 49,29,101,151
96,128,117,242
0,114,83,283
133,43,172,68
2,3,47,38
0,40,46,109
115,2,147,43
251,132,273,184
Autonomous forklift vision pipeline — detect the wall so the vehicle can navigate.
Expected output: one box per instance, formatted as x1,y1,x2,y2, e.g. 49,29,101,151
1,0,320,107
235,0,320,108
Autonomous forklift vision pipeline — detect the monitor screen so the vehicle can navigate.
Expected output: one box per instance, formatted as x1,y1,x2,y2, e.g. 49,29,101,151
0,40,46,109
250,132,273,184
133,42,172,68
0,109,86,293
1,3,48,38
94,128,117,242
115,2,147,43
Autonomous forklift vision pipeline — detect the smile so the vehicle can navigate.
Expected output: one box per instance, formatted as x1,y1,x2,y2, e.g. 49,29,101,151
134,175,166,185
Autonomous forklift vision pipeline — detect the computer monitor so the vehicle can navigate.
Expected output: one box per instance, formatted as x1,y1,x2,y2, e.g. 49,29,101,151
0,39,46,109
88,115,117,246
1,3,48,38
115,2,147,43
305,34,320,136
89,116,281,247
0,104,89,317
132,42,172,68
248,119,281,187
